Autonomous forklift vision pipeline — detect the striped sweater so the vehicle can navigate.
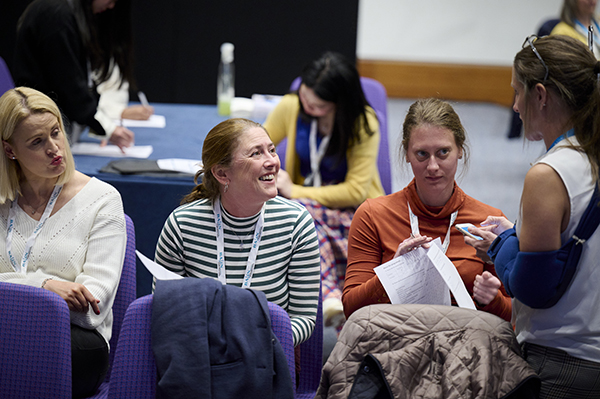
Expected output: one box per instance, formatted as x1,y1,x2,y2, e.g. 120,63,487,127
155,196,320,346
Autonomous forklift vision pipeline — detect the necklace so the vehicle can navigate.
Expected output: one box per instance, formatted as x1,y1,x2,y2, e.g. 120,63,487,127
20,193,52,215
232,228,252,249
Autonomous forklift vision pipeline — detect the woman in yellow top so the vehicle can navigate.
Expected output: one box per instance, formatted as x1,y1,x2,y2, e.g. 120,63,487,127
263,52,384,328
551,0,600,58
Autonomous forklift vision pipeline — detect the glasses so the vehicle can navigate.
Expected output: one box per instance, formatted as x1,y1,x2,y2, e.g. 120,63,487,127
522,35,549,84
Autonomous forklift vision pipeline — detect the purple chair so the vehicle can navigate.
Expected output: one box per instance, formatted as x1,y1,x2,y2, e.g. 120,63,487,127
282,76,391,194
90,214,137,398
268,302,297,388
0,56,14,96
107,295,298,398
107,294,156,399
0,282,72,399
296,284,323,399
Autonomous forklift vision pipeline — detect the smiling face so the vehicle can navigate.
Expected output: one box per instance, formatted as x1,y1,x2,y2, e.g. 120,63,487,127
3,112,67,182
217,127,280,216
298,84,336,118
406,123,462,207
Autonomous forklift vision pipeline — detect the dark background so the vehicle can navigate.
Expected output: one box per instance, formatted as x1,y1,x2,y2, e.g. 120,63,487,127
1,0,359,104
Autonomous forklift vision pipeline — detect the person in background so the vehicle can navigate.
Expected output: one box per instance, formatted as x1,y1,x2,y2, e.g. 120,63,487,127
343,98,512,321
0,87,126,398
551,0,600,58
154,118,321,348
465,35,600,398
13,0,153,150
263,51,384,329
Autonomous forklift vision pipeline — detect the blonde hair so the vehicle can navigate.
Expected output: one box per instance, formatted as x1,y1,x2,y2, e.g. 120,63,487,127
181,118,266,204
0,87,75,204
400,98,470,168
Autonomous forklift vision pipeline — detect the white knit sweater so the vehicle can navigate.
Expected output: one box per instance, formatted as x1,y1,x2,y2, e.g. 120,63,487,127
0,178,126,345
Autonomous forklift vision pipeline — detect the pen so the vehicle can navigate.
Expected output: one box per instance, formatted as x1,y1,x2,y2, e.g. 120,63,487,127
138,91,150,108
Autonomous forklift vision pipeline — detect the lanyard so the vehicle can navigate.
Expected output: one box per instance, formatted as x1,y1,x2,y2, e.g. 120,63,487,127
408,202,457,254
6,185,63,274
304,119,331,187
547,128,575,152
213,197,265,288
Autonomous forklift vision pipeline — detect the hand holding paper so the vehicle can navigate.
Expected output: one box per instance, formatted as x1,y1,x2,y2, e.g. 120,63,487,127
375,238,476,310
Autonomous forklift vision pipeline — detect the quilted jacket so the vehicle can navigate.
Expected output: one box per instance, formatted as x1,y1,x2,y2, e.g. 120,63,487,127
316,304,540,399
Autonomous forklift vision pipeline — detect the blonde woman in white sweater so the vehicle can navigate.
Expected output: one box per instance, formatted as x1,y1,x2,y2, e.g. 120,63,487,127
0,87,126,398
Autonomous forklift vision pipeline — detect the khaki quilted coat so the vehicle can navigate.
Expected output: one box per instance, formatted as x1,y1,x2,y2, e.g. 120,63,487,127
316,304,539,399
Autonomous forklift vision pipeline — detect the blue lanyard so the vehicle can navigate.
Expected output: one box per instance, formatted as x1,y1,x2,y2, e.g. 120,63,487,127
547,129,575,152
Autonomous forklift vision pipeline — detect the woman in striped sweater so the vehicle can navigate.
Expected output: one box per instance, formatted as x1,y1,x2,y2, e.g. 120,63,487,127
155,118,321,347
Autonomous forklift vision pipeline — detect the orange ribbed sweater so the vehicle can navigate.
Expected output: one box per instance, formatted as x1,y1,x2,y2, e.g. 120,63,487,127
343,179,512,321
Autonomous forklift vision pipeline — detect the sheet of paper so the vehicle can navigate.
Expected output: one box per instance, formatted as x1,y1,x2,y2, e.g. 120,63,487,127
115,114,166,128
426,243,477,310
157,158,202,174
136,250,183,280
374,238,450,306
70,143,153,158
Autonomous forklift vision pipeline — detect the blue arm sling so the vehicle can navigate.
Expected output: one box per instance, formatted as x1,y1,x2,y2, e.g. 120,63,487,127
488,185,600,309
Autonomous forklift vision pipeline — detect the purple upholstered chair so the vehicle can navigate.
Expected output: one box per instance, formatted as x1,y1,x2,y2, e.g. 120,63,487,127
282,76,391,194
90,213,137,398
107,294,156,399
295,284,323,399
0,56,14,96
268,301,297,388
0,282,72,399
107,295,298,398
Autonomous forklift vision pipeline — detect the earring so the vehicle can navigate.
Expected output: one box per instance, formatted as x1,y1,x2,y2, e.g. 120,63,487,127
224,183,229,193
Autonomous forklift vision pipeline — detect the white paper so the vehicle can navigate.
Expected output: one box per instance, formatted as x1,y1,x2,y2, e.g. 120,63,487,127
426,243,476,309
374,237,476,310
115,114,166,128
136,250,183,280
70,143,153,158
374,239,451,306
157,158,202,174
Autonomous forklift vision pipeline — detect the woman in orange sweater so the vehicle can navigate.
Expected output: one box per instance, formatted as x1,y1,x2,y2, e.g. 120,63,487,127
343,98,512,321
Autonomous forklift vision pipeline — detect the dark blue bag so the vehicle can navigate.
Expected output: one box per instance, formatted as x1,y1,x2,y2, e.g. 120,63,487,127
546,184,600,308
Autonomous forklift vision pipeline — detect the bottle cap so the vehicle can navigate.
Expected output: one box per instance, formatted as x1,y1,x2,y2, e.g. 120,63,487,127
220,42,235,63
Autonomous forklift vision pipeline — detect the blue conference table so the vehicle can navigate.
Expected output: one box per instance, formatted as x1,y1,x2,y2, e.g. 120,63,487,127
73,103,228,297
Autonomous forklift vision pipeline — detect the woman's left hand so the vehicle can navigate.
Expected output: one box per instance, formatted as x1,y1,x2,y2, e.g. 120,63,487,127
121,105,154,120
277,169,293,198
473,271,501,306
393,234,433,258
463,225,497,263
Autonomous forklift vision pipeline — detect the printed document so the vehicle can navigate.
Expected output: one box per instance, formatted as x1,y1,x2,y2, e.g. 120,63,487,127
374,238,476,309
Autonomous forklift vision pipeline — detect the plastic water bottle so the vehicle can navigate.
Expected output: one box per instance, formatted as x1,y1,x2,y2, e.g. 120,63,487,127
217,42,235,116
